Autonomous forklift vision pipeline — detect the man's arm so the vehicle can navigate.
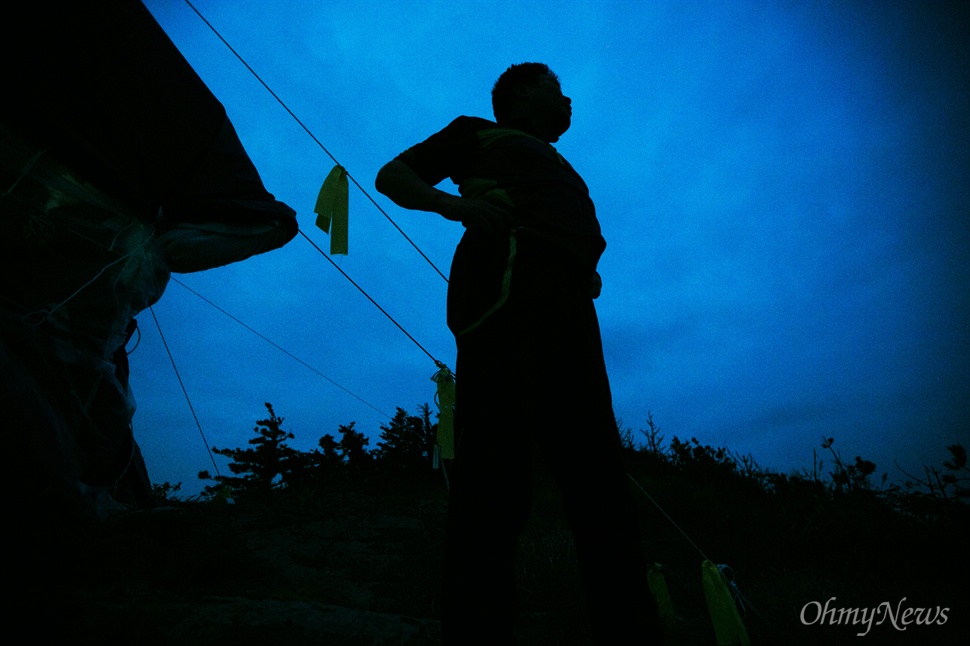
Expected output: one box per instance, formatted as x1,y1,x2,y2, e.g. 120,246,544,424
375,159,512,234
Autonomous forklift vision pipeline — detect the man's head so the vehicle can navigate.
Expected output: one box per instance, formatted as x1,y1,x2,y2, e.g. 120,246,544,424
491,62,572,143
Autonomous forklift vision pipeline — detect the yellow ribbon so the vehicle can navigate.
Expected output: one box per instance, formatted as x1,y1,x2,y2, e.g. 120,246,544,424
701,560,751,645
314,164,348,255
648,563,676,630
431,365,456,459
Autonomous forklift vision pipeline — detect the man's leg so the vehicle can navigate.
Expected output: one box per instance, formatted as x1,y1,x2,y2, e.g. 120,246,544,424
527,298,663,644
442,312,531,645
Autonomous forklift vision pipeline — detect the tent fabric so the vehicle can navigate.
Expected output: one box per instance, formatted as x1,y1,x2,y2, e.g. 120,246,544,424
2,112,173,523
1,0,298,237
1,0,299,522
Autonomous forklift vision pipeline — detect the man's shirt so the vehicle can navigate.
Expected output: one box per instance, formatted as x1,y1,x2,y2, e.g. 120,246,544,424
395,116,606,334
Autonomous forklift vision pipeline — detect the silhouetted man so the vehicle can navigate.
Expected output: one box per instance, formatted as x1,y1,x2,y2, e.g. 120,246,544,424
376,62,661,645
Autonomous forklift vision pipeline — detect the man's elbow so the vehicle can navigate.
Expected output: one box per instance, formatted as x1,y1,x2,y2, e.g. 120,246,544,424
374,163,391,196
374,160,402,198
375,159,435,212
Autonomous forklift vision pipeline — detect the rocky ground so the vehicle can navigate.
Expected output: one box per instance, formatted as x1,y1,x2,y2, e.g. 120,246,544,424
17,485,448,646
13,476,712,646
12,473,965,645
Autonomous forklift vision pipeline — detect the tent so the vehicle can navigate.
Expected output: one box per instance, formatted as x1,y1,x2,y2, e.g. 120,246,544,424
1,0,298,525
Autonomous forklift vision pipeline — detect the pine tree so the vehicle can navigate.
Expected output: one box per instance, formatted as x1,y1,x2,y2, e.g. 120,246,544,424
317,433,343,469
337,421,373,473
200,403,298,498
375,405,436,473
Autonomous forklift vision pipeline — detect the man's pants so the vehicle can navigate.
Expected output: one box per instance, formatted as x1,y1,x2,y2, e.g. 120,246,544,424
441,289,662,645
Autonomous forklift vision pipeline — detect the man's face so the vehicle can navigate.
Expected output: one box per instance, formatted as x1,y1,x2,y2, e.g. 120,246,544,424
518,74,572,142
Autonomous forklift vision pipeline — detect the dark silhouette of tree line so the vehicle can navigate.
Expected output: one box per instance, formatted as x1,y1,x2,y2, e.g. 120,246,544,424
197,402,438,500
188,403,968,520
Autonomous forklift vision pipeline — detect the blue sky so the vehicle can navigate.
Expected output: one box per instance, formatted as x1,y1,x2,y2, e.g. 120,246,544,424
135,0,969,496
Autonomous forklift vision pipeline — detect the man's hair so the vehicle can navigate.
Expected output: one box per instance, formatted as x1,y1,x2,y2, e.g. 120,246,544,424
491,62,559,124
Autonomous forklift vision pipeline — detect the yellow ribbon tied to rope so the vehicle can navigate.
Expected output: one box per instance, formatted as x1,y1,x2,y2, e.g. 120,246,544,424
702,560,751,646
431,365,456,459
314,164,348,255
648,563,676,630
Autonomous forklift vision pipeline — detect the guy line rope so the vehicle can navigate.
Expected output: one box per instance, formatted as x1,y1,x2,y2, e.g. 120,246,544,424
147,0,456,475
